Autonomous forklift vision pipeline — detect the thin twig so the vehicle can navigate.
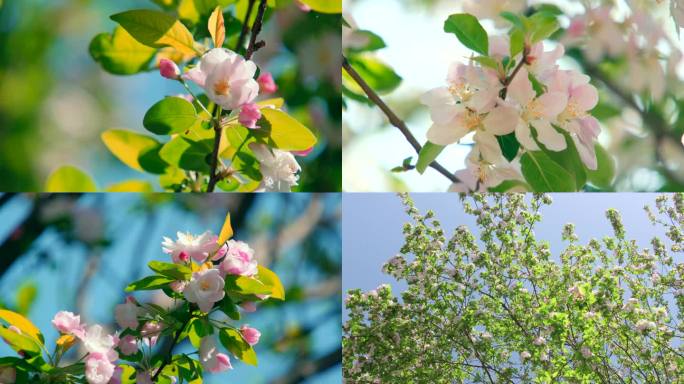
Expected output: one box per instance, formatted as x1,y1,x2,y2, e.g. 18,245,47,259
246,0,268,60
151,318,190,381
207,107,224,192
236,0,256,52
342,56,460,184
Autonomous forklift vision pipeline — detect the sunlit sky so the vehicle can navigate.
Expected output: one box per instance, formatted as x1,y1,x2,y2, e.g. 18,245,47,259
342,0,684,192
0,194,341,384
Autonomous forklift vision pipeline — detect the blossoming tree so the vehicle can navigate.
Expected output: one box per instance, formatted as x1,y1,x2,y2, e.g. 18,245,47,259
343,0,684,191
344,193,684,382
44,0,342,192
0,212,284,383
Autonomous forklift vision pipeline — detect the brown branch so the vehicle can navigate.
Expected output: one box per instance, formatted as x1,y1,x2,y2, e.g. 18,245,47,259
235,0,256,52
246,0,268,60
342,56,460,184
206,114,223,192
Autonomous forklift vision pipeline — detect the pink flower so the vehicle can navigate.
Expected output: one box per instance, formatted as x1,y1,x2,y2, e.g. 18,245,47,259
0,367,15,384
159,59,180,80
118,335,138,356
292,147,313,157
52,311,84,337
199,337,233,373
240,325,261,346
85,353,115,384
506,67,568,151
184,269,226,312
114,297,139,330
240,302,257,313
183,48,259,110
170,280,188,293
108,366,122,384
257,72,278,94
80,325,117,360
219,240,258,276
162,231,219,263
238,103,262,129
141,321,163,347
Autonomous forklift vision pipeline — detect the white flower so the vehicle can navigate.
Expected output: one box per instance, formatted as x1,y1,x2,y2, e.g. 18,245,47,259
79,325,117,361
114,297,140,330
533,336,546,346
635,319,656,332
250,143,301,192
162,231,218,263
520,351,531,360
184,269,226,312
183,48,259,110
199,337,232,373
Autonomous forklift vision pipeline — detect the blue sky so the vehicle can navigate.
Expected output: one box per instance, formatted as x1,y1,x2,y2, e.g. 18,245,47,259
342,193,672,302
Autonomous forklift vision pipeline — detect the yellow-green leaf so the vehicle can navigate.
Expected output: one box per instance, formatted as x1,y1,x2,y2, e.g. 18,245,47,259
259,108,317,151
298,0,341,13
0,310,43,344
257,265,285,300
105,180,154,192
45,166,97,192
111,9,197,56
219,328,257,366
89,26,156,75
101,129,169,174
208,6,225,48
255,98,284,109
218,213,233,244
0,327,41,355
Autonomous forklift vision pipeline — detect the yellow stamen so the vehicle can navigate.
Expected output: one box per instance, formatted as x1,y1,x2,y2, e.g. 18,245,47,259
214,79,231,96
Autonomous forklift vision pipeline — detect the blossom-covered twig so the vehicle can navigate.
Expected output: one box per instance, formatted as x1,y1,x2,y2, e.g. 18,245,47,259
342,56,460,184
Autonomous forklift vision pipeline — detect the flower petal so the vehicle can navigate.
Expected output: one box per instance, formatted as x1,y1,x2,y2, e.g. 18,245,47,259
536,91,568,119
482,104,518,136
507,68,535,106
515,120,539,150
426,118,469,146
533,119,567,151
572,84,599,111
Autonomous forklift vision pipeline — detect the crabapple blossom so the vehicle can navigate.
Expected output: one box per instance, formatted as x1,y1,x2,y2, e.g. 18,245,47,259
183,48,259,110
199,337,233,373
141,321,162,347
118,335,138,356
159,58,180,80
52,311,84,337
240,325,261,346
114,297,139,330
462,0,525,27
257,72,277,94
80,325,117,360
238,103,261,129
85,353,115,384
520,351,531,360
448,146,523,192
162,231,219,263
250,143,301,192
219,240,258,276
184,268,226,312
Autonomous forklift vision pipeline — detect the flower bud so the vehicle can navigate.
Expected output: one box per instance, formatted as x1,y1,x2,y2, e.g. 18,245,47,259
257,72,278,94
238,103,262,129
159,59,180,80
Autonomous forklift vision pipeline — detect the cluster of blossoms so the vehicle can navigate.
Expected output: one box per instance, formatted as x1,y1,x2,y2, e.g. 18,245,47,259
159,47,307,192
0,215,279,383
344,193,684,383
422,36,600,191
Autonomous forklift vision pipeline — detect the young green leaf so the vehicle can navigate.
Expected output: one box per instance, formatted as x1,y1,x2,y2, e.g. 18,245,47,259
0,310,44,345
257,265,285,300
110,9,197,55
259,109,317,151
159,137,213,173
224,275,272,296
443,13,489,55
143,97,198,135
89,26,156,75
218,328,258,366
45,166,97,192
148,261,192,281
125,275,175,292
520,151,577,192
343,55,402,95
586,144,616,189
416,142,445,174
101,129,169,174
0,327,41,356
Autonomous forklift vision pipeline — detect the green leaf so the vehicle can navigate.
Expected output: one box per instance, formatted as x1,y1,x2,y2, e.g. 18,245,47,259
105,180,155,192
219,297,241,320
529,12,559,43
496,133,520,162
219,328,257,366
347,30,386,53
0,310,43,345
148,261,192,280
416,142,444,174
590,100,621,120
225,275,272,296
520,151,577,192
110,9,197,55
443,14,489,55
143,97,199,135
500,12,527,31
487,179,530,192
125,275,175,292
159,136,213,173
15,283,37,316
89,26,156,75
471,56,499,70
101,129,169,174
257,265,285,300
0,326,41,356
535,129,586,189
510,29,525,58
45,166,97,192
258,109,317,151
297,0,341,13
187,318,212,349
343,55,402,95
587,144,616,189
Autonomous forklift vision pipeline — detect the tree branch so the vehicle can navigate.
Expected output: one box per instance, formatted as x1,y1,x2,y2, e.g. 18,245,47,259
342,56,460,184
235,0,256,52
206,109,224,192
246,0,268,60
151,318,190,381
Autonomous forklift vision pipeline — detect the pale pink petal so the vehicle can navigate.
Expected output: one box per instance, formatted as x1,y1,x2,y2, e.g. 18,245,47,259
426,119,469,146
507,68,535,106
533,120,567,151
482,105,518,136
515,120,539,150
536,91,568,119
572,84,599,111
474,132,503,163
183,67,207,87
573,135,597,170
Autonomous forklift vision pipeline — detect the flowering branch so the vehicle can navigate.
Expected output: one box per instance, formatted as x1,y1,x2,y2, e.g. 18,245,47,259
342,56,460,184
151,318,190,381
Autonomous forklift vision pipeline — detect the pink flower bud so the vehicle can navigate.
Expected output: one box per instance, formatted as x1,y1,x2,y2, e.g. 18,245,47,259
178,251,190,263
170,280,188,293
257,72,278,94
240,302,257,313
240,325,261,346
159,59,180,80
292,147,313,157
239,103,262,129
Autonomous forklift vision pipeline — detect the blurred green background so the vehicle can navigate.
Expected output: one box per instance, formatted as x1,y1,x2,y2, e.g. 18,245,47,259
0,0,341,191
0,192,341,383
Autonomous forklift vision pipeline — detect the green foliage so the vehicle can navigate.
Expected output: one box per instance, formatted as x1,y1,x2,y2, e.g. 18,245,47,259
443,13,489,55
101,129,169,174
89,26,156,75
416,142,444,174
587,144,616,189
159,136,213,173
219,328,258,366
148,261,193,280
143,97,199,135
110,9,197,55
258,108,318,151
297,0,342,14
45,166,97,192
343,55,402,95
125,275,176,292
520,151,576,191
